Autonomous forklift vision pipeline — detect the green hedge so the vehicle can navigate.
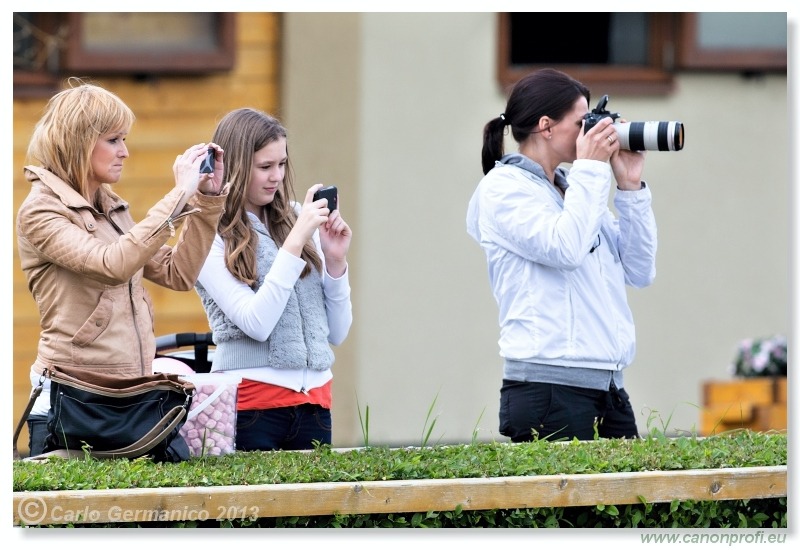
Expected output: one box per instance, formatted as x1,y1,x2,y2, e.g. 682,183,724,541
14,430,787,528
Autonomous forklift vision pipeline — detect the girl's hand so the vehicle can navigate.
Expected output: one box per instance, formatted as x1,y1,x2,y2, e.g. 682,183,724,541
282,184,330,257
319,204,352,278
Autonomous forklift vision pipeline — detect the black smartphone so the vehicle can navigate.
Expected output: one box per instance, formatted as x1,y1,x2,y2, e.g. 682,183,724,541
313,185,338,211
199,147,215,174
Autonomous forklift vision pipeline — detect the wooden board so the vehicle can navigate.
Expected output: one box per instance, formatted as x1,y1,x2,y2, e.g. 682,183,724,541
13,466,787,526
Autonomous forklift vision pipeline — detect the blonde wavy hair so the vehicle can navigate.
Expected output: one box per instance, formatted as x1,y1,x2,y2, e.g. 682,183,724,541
26,77,135,202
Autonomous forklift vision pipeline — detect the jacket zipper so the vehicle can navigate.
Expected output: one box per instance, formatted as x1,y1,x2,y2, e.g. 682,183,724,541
107,210,147,375
130,280,146,375
594,230,624,365
153,210,196,240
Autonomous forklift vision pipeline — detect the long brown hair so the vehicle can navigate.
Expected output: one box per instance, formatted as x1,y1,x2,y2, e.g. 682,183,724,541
212,108,321,286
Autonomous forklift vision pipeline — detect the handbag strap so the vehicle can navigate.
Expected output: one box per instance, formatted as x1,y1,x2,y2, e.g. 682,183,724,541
13,378,44,461
15,366,195,462
23,401,190,462
89,402,189,459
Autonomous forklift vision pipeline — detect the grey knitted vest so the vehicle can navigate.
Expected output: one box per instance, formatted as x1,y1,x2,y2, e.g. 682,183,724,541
195,213,334,372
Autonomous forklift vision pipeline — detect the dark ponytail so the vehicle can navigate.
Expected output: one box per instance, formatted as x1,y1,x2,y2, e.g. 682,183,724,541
481,116,507,175
481,68,590,176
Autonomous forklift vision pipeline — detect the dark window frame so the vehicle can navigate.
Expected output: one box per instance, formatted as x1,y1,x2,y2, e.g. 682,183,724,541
677,12,786,71
13,12,64,98
497,12,786,96
63,13,236,74
497,13,678,96
14,13,236,98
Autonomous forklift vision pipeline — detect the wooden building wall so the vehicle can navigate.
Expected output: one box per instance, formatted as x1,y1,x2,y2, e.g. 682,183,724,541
12,13,281,455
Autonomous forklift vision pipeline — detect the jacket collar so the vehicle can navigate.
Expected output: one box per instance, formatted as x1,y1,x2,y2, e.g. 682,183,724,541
24,165,128,214
498,153,570,193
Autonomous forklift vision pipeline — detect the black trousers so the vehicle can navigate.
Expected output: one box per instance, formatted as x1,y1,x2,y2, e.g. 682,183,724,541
499,379,639,442
27,414,49,457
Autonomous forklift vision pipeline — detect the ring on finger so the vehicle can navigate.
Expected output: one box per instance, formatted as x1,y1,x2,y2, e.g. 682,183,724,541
607,135,615,144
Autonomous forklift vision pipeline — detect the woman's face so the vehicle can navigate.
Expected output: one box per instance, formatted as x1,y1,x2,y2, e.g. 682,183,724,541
244,137,287,216
551,96,589,162
89,130,129,190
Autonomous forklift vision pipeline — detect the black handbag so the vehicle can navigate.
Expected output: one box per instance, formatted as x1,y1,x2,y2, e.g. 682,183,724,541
13,364,195,463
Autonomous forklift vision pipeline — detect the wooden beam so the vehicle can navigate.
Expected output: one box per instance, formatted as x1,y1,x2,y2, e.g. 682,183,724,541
13,466,786,526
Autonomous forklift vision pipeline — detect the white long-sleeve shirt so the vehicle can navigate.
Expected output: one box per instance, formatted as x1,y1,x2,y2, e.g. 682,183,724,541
196,224,352,392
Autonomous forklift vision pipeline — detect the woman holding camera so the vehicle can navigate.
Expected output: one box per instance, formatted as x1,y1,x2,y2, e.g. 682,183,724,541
194,108,352,451
466,68,657,441
16,79,227,457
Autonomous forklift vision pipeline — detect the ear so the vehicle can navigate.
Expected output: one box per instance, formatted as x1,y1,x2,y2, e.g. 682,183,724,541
539,116,552,134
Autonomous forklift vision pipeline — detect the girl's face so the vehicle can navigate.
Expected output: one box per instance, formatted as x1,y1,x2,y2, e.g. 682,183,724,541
244,137,287,216
89,130,129,191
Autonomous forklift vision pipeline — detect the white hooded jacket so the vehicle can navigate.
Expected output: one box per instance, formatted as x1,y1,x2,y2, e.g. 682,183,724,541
466,153,657,373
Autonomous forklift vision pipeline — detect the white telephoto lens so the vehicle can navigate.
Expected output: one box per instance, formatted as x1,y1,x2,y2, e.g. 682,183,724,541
614,121,684,151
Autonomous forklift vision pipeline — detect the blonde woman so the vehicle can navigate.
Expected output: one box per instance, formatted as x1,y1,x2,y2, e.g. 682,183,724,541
17,79,227,457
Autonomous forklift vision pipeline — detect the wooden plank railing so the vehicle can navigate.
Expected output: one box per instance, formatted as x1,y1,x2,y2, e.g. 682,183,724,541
13,465,786,526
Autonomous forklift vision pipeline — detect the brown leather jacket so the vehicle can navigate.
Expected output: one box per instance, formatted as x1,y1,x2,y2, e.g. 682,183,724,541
17,166,226,378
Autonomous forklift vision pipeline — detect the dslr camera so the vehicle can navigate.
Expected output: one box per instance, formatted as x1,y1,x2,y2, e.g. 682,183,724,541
583,95,684,152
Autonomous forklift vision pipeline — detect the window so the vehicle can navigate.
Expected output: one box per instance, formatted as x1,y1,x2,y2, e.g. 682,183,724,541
14,13,236,98
13,13,65,97
498,13,677,95
63,13,235,74
498,12,787,96
677,12,786,71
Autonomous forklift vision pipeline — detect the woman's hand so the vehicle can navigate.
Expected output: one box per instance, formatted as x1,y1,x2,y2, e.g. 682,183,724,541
610,149,646,190
197,143,225,195
173,143,212,198
576,117,618,163
608,119,646,190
